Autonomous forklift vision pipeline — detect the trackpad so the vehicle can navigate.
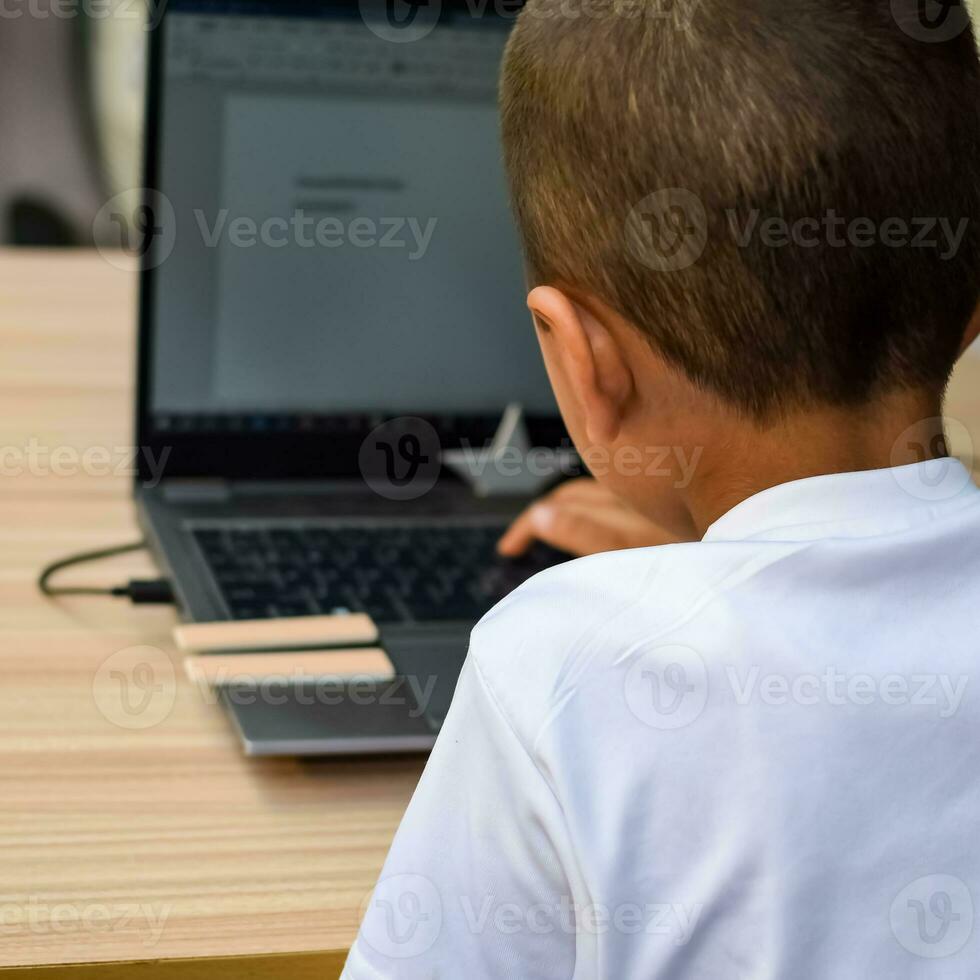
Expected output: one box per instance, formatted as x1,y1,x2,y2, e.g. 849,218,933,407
220,677,438,756
382,630,470,727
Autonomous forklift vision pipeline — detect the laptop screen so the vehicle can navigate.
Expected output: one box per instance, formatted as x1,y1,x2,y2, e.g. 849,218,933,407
143,0,559,469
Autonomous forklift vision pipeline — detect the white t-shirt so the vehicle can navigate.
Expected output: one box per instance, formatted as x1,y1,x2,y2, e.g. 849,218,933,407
343,460,980,978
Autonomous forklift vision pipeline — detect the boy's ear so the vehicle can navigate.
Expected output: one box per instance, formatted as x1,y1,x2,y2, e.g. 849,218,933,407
527,286,634,444
959,299,980,356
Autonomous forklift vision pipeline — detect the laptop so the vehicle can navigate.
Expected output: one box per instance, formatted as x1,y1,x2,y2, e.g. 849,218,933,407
135,0,575,754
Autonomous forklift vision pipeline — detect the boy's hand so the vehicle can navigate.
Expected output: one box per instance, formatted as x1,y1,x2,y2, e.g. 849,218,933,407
497,478,690,558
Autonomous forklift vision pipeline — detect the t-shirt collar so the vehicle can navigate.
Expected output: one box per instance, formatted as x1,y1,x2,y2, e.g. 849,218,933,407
702,459,980,543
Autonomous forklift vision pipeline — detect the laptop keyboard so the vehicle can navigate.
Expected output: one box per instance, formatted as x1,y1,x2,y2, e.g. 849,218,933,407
191,523,568,625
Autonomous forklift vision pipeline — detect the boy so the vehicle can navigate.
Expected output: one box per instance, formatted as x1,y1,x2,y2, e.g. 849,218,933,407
344,0,980,975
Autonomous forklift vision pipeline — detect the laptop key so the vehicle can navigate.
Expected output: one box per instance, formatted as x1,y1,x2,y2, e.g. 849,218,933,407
192,523,568,625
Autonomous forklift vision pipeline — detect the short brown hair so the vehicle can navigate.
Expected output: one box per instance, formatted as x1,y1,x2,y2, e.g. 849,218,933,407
500,0,980,418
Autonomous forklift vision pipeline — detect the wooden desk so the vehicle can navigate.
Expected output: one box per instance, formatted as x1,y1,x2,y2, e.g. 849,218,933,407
0,249,424,976
2,249,979,975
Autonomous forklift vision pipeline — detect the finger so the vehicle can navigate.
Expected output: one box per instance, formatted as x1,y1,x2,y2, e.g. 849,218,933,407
497,504,542,556
524,502,633,557
497,481,591,556
497,481,622,557
549,477,604,503
500,501,636,557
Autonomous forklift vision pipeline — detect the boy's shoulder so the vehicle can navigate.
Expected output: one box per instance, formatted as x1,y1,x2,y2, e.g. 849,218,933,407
467,540,763,747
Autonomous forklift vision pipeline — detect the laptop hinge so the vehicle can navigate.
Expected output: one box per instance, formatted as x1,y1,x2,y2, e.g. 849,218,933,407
162,479,232,503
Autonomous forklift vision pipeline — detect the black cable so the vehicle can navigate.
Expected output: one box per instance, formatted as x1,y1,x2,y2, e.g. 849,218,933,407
37,541,175,604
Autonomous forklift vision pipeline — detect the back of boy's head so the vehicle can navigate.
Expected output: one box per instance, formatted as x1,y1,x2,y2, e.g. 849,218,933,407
500,0,980,419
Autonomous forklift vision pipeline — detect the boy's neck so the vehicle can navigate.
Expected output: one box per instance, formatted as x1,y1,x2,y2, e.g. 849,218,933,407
680,389,946,536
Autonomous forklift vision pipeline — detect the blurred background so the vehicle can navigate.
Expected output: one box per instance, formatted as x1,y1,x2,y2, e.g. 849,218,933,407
3,0,980,251
0,0,145,247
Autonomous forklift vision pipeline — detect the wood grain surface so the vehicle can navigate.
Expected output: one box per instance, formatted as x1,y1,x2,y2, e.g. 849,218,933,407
0,249,424,971
2,248,979,970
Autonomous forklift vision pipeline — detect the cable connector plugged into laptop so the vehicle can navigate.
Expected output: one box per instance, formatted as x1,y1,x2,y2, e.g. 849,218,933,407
38,541,176,606
116,578,176,604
